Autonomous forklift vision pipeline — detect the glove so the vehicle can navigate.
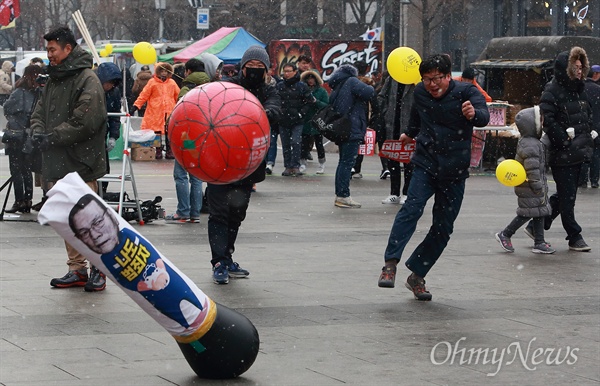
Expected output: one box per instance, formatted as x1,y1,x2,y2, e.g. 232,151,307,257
130,105,138,115
33,133,54,151
107,137,117,152
591,130,598,140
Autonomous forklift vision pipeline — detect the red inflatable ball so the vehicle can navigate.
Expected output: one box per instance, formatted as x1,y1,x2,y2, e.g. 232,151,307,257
168,82,270,184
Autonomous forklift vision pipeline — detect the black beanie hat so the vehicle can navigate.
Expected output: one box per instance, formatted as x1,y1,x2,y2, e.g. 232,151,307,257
462,67,475,79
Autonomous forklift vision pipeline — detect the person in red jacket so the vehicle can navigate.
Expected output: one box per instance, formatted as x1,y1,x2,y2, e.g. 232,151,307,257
131,62,180,159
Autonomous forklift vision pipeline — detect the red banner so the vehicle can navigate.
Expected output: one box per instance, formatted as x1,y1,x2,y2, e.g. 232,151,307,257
379,140,416,163
268,40,383,85
359,129,376,156
0,0,19,27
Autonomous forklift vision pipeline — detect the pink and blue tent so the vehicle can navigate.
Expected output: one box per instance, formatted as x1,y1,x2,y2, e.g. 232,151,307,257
160,27,264,64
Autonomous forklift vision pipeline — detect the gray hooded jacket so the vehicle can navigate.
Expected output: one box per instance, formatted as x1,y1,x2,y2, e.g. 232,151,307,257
514,106,551,218
199,53,223,81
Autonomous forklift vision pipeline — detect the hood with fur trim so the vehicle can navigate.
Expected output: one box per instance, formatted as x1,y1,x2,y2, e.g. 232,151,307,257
300,70,323,86
154,62,173,76
2,60,14,73
553,46,589,92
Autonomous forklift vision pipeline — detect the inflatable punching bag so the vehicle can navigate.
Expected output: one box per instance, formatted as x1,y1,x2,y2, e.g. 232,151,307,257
38,173,259,379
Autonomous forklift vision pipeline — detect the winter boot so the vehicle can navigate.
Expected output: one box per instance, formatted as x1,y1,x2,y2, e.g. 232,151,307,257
165,143,175,159
155,147,163,160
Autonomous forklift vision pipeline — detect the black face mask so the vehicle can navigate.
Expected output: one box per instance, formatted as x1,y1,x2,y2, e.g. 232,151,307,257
244,67,265,86
159,75,167,81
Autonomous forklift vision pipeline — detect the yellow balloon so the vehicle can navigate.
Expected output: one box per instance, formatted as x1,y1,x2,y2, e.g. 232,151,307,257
100,49,109,57
387,47,422,85
105,43,114,55
133,42,157,65
496,159,527,187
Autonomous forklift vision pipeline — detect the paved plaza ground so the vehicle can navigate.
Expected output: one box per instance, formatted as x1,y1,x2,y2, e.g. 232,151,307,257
0,153,598,385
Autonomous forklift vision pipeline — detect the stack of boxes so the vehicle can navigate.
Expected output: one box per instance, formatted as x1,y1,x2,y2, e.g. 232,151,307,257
130,134,161,161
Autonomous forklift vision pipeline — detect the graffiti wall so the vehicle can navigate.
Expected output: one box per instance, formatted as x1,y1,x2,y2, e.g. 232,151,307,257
268,40,383,82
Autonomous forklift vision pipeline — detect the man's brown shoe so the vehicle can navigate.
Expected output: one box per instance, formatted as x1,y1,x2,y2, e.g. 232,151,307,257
378,265,396,288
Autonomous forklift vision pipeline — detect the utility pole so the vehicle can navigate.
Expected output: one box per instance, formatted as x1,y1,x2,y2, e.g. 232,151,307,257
156,0,166,41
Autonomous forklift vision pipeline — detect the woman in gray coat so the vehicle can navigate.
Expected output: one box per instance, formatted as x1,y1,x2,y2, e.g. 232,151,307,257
495,106,554,254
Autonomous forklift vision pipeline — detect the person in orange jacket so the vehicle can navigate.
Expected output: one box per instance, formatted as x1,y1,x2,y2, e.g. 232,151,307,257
453,67,492,102
131,62,180,159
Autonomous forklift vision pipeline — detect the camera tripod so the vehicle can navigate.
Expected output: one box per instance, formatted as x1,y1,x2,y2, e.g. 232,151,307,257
0,176,13,221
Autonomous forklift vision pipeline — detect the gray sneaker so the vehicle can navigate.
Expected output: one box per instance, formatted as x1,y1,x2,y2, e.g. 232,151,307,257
50,269,88,288
569,239,591,252
495,232,514,253
532,243,555,254
335,196,361,208
84,266,106,292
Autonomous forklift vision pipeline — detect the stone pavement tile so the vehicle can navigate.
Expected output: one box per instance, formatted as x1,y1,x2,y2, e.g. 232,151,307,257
497,313,600,342
3,333,165,356
249,329,433,385
0,348,119,383
10,377,183,386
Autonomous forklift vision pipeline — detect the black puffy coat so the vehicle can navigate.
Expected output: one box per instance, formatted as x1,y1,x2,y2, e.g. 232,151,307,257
3,87,39,153
277,72,313,126
406,79,489,181
541,47,593,166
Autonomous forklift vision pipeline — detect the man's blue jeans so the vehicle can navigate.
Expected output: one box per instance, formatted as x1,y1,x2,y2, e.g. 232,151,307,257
384,166,466,278
335,140,360,197
280,123,303,168
173,160,202,218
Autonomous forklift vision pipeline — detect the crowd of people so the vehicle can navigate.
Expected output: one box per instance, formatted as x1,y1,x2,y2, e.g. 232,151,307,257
1,25,597,300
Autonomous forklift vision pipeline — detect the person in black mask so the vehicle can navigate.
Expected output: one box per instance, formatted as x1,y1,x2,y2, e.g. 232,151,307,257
207,45,281,285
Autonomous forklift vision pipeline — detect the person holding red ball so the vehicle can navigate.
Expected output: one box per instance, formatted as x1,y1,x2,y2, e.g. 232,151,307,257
208,46,281,284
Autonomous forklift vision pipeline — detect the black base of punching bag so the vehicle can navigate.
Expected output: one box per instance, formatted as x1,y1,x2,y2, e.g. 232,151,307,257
177,302,260,379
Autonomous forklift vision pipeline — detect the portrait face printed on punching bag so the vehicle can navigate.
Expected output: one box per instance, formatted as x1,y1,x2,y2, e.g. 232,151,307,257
70,195,120,255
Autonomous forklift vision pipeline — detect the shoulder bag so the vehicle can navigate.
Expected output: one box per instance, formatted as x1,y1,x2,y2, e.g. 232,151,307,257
310,105,351,143
310,79,353,143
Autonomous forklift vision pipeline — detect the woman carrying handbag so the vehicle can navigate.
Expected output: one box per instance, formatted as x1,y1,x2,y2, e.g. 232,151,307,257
2,65,44,213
